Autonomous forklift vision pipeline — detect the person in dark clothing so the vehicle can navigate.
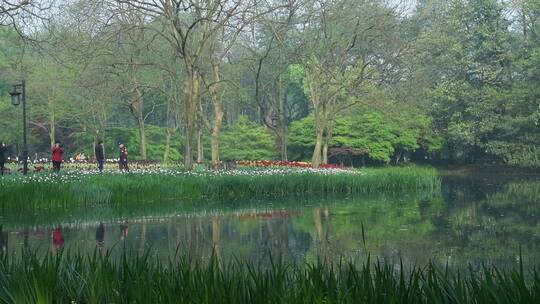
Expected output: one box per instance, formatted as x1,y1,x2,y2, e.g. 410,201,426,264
95,141,105,173
118,143,129,172
120,220,128,241
96,222,105,247
51,141,63,173
0,141,7,176
0,225,7,251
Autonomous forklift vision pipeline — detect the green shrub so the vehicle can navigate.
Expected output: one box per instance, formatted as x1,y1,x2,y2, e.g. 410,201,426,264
220,115,276,160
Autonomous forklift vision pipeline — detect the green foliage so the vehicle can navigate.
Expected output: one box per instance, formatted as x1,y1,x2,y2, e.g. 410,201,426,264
417,0,540,166
284,64,311,123
285,64,305,84
288,115,315,160
289,108,440,163
220,116,275,160
333,113,396,162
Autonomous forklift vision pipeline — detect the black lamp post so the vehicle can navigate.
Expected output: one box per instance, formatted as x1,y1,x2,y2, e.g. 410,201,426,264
9,80,28,175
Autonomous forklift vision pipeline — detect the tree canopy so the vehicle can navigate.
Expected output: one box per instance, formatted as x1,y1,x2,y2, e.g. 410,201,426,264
0,0,538,168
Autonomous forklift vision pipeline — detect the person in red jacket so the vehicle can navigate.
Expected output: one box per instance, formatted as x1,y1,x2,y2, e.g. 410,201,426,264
51,141,63,173
52,226,64,250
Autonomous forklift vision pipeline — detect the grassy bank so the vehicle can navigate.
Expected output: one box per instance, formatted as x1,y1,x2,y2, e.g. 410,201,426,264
0,166,440,207
0,250,538,303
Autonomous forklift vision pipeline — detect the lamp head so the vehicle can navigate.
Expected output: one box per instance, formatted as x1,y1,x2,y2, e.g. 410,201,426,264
9,86,21,106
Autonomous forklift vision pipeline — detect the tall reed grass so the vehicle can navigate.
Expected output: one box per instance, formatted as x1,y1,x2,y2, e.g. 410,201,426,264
0,166,440,209
0,250,538,303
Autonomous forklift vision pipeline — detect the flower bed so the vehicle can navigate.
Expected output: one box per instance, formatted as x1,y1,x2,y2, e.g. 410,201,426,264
237,160,342,169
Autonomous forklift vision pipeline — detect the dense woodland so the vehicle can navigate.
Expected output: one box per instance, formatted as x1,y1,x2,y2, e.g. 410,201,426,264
0,0,538,169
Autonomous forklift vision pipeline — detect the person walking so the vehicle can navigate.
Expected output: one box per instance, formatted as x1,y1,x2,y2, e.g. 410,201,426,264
51,141,64,173
95,141,105,173
118,143,129,172
0,141,7,176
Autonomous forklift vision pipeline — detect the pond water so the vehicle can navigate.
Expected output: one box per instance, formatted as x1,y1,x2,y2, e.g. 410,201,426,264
1,170,540,269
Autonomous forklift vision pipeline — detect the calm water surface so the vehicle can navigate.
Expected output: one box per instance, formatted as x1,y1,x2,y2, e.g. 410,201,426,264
1,171,540,268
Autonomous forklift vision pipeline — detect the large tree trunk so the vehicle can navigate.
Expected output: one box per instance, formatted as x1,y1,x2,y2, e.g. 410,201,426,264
278,74,288,161
183,119,194,170
312,126,324,168
209,63,224,169
197,126,204,164
49,98,55,148
132,85,147,160
137,115,147,160
182,67,201,170
322,122,334,165
164,88,177,164
280,126,288,161
211,108,223,168
395,150,402,165
307,72,324,168
322,142,329,165
164,127,172,163
49,124,55,149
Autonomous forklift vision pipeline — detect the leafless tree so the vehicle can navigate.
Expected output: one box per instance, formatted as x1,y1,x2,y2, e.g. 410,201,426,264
109,0,286,169
0,0,53,37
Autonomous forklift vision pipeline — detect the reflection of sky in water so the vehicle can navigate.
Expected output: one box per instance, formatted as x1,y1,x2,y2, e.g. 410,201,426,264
1,174,540,269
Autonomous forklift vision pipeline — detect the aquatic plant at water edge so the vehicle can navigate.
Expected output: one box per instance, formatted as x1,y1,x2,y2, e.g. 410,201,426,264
0,250,538,303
